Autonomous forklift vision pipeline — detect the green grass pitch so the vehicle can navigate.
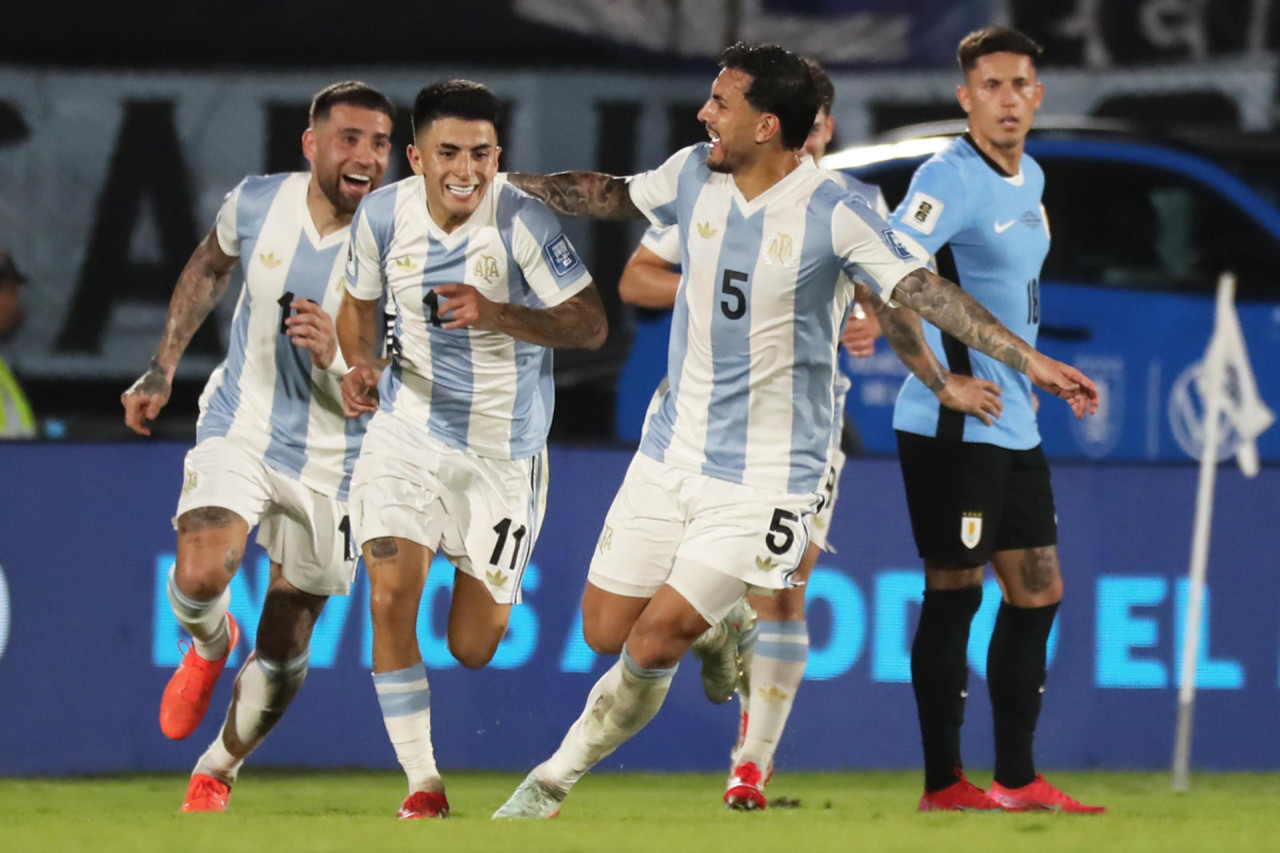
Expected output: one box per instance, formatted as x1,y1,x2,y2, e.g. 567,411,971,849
3,770,1279,852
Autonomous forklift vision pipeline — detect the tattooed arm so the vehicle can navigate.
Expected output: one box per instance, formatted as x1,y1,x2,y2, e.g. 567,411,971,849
888,267,1099,418
507,172,642,220
863,285,1003,426
121,228,237,435
435,283,608,350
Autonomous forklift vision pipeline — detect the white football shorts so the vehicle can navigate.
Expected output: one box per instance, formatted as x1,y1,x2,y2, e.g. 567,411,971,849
810,440,846,553
349,411,547,605
174,436,357,596
587,453,817,622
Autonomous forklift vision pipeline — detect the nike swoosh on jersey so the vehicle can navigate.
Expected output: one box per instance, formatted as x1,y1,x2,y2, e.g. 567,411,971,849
994,220,1016,234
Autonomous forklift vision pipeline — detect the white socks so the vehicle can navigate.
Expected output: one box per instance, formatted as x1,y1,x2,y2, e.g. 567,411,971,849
735,620,808,770
373,663,443,794
167,568,231,660
194,649,309,785
537,649,677,795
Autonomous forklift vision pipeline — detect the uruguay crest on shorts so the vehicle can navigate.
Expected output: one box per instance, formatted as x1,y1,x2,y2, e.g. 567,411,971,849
960,511,983,550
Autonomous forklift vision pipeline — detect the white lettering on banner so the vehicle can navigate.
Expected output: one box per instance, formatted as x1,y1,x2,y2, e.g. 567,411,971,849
0,564,9,662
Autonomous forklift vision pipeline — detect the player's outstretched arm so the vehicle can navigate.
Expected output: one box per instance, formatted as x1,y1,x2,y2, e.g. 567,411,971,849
890,267,1098,418
121,228,236,435
507,172,641,220
867,287,1003,426
618,244,679,309
435,282,607,350
336,291,388,417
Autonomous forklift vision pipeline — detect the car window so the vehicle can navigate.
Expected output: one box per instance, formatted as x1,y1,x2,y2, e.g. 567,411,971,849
1041,158,1280,300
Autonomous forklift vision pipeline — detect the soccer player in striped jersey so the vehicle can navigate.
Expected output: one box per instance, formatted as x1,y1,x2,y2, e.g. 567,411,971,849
493,42,1096,819
121,82,395,812
336,79,606,820
885,27,1105,813
617,57,1002,811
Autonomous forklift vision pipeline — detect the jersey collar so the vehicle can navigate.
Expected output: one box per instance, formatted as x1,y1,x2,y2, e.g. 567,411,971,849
727,156,819,216
961,133,1024,185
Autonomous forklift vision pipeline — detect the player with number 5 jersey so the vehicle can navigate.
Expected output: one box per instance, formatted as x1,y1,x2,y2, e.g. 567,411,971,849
492,42,1097,820
121,82,397,813
336,79,606,820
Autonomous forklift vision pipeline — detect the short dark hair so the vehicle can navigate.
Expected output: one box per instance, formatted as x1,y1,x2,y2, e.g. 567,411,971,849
718,42,818,151
309,81,396,126
957,26,1043,74
804,57,835,115
412,79,501,138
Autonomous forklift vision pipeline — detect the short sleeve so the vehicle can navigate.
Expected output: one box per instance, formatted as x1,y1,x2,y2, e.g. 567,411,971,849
627,145,699,229
832,199,926,303
345,200,386,301
511,197,593,308
889,157,967,257
214,181,245,257
639,225,681,265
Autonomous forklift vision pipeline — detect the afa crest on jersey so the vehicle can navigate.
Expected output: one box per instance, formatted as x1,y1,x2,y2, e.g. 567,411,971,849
960,512,983,550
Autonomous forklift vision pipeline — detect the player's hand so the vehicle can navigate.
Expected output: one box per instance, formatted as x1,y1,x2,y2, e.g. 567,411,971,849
434,283,501,331
841,303,881,358
121,361,172,436
1026,352,1099,418
285,299,338,369
341,364,381,417
935,374,1003,426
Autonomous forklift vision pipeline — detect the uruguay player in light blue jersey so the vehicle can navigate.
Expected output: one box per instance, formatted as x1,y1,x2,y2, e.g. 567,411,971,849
335,80,606,820
122,82,395,812
495,42,1097,820
886,27,1105,814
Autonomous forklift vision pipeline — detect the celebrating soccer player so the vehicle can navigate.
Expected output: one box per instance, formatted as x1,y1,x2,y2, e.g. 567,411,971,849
336,79,606,819
122,82,395,812
492,42,1097,820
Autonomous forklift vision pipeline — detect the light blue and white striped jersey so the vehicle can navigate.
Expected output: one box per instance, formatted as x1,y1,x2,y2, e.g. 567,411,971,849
889,134,1050,449
199,172,364,501
628,144,923,494
346,174,592,460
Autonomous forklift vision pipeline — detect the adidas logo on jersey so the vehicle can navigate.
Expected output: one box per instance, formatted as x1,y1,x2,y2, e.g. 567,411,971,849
394,255,419,272
755,555,777,571
696,222,718,239
258,252,282,269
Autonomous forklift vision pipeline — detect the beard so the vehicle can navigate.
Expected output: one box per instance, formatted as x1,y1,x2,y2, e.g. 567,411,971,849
317,172,363,216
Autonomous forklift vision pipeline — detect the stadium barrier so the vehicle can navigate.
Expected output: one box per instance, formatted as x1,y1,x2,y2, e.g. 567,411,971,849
0,442,1275,775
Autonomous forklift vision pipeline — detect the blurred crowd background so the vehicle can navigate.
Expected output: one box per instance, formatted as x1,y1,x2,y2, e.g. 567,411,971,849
1,0,1277,445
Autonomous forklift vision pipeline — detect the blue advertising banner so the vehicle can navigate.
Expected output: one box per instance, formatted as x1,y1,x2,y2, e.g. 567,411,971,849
0,442,1276,776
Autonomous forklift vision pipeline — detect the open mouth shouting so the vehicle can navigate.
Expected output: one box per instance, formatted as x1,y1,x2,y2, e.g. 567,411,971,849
342,172,374,192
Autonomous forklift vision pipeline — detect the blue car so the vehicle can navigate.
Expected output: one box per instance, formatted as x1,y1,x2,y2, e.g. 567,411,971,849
822,122,1280,461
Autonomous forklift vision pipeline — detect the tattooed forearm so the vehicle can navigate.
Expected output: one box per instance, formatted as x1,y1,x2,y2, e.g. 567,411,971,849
868,292,947,392
154,233,235,374
508,172,641,220
497,285,608,350
892,268,1029,373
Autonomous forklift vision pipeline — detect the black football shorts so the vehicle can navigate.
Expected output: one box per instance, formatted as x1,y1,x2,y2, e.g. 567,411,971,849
896,430,1057,567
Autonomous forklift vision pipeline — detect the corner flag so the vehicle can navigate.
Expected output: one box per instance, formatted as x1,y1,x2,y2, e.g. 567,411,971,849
1173,273,1273,792
1195,275,1274,476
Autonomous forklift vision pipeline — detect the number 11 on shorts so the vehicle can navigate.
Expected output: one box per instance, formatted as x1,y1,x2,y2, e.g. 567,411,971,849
490,517,527,570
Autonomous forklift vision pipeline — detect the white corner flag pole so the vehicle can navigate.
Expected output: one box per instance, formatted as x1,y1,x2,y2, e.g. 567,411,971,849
1171,273,1233,793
